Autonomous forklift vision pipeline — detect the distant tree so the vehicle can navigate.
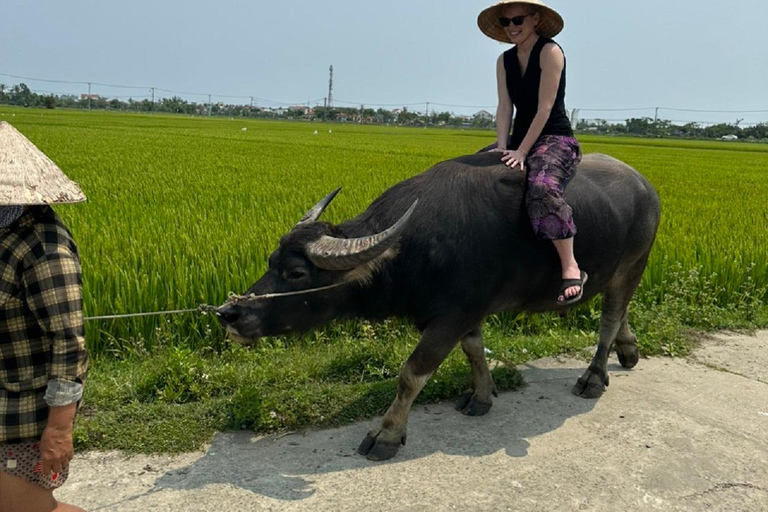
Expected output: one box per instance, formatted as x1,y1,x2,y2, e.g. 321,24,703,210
435,111,452,124
741,123,768,140
397,107,418,125
161,96,190,114
10,83,33,106
376,108,394,124
626,117,654,135
42,95,56,109
702,123,740,139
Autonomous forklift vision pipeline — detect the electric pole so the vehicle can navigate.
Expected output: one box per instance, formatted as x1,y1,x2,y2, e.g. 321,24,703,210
426,102,429,125
150,87,155,111
87,82,91,110
208,94,212,116
327,65,333,110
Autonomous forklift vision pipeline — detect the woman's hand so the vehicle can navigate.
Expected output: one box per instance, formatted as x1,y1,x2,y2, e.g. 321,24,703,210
501,149,527,171
40,403,76,475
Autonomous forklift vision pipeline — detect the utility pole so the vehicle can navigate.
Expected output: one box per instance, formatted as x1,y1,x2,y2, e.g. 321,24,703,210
150,87,155,112
250,96,254,110
323,97,327,122
654,107,659,124
208,94,212,116
327,65,333,110
426,102,429,125
360,104,364,123
87,82,92,110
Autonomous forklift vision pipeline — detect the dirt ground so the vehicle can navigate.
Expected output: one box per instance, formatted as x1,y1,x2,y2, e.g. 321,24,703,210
57,331,768,511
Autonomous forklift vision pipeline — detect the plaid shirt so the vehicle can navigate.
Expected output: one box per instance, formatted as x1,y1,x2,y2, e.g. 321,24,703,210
0,206,88,444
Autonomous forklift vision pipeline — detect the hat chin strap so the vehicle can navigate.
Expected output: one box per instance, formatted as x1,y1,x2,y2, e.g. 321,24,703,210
0,206,23,228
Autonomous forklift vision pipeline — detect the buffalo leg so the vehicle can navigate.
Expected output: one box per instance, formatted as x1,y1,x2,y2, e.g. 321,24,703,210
455,325,498,416
571,290,625,398
573,260,645,398
358,316,474,461
614,309,640,369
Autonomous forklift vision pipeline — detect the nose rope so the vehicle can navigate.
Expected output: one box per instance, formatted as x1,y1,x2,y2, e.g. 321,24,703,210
83,282,349,321
223,281,349,305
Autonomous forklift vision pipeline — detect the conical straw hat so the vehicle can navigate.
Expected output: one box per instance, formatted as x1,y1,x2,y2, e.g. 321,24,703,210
478,0,564,43
0,121,86,205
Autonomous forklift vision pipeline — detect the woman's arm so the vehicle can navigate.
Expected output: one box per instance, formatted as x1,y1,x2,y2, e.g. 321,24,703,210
495,53,513,150
501,44,564,170
516,43,564,156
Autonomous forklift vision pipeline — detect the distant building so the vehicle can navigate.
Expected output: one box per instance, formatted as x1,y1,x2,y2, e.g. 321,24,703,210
80,94,101,100
473,109,494,121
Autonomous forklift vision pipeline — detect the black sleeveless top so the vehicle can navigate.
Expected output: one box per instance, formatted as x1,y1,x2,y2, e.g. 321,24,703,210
504,37,573,150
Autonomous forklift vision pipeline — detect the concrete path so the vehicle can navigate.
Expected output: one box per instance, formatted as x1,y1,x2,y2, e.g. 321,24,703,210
58,331,768,511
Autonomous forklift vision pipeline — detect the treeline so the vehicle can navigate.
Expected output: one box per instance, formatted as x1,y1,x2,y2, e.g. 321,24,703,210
578,117,768,141
0,82,494,128
2,82,767,140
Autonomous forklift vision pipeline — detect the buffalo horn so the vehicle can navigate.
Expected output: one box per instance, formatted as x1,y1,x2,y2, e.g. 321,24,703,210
295,188,342,227
306,200,418,271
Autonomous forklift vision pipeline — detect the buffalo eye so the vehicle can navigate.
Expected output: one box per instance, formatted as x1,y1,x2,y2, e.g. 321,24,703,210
286,269,308,281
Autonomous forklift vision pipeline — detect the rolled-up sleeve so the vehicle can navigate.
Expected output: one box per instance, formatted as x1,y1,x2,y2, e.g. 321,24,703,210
22,248,89,398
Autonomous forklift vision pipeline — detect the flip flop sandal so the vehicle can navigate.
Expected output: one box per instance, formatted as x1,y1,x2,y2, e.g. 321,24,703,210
557,271,588,306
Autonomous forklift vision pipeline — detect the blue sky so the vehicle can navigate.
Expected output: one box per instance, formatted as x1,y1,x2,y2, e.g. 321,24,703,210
2,0,767,125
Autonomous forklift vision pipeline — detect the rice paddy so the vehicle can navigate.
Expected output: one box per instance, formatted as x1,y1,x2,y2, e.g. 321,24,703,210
2,107,767,354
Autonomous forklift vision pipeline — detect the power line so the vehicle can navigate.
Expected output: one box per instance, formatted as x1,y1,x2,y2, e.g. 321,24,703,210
579,107,655,112
660,107,768,114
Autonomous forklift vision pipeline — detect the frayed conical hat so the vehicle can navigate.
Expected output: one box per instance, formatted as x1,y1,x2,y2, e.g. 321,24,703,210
0,121,86,205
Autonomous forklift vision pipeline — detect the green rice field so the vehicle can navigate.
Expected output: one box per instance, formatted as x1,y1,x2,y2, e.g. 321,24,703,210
4,106,767,451
3,106,767,354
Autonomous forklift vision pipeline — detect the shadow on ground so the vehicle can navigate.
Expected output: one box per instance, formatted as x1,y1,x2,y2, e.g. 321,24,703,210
104,361,622,504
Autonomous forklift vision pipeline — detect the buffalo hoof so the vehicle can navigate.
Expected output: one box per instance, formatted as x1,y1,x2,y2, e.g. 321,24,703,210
571,368,609,399
615,342,640,369
455,391,493,416
357,429,406,461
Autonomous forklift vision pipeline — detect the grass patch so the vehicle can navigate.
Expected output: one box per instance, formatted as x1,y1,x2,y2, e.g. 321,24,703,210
75,321,527,453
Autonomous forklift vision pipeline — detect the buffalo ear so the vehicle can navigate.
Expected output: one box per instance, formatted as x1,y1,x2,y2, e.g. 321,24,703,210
295,188,342,227
305,200,418,271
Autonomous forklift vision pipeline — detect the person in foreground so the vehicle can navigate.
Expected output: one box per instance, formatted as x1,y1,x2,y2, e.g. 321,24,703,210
0,121,88,512
478,0,585,304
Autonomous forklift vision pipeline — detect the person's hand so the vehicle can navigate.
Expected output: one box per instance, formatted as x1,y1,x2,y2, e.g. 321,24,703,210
40,403,76,475
40,423,74,475
501,149,527,171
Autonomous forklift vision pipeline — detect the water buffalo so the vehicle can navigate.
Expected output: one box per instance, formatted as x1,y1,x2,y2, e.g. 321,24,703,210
217,151,661,461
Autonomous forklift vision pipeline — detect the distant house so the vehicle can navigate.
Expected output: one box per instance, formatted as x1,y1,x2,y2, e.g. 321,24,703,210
290,105,313,116
473,109,494,121
720,134,738,141
80,94,101,101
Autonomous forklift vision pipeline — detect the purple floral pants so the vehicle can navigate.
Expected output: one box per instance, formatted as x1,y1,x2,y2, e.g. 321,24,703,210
480,135,582,240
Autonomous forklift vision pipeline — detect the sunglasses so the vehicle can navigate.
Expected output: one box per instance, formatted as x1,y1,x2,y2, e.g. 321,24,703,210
498,13,534,27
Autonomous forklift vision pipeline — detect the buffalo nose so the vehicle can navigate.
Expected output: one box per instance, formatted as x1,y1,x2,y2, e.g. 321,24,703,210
217,304,240,325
